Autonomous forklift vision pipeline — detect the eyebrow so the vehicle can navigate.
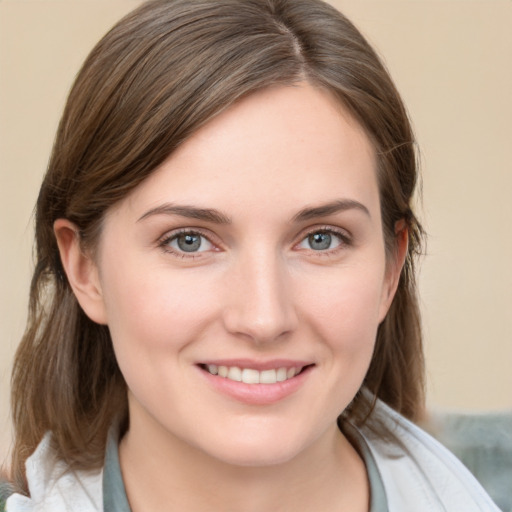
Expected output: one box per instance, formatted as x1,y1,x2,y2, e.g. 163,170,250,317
137,199,370,225
137,203,232,224
292,199,371,222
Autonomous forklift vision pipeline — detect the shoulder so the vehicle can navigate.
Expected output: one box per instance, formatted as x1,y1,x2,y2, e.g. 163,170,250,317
5,434,103,512
0,479,13,512
356,398,502,512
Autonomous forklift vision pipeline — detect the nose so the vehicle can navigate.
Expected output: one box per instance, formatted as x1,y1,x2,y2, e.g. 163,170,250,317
222,249,298,344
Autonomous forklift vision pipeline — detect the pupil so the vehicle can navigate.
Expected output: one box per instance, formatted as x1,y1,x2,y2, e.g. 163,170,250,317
309,232,331,250
177,234,201,252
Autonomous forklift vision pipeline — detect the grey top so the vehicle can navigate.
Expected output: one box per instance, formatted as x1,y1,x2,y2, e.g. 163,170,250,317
103,431,131,512
102,422,388,512
12,395,498,511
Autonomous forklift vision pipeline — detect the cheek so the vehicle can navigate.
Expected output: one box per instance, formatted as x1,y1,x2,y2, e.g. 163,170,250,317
100,265,220,414
291,265,386,422
298,264,386,354
100,258,219,359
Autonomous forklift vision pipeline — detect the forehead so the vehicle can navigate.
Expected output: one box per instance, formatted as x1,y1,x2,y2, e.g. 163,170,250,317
118,83,379,222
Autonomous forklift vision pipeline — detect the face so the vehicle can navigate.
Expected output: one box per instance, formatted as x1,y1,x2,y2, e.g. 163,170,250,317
86,84,400,467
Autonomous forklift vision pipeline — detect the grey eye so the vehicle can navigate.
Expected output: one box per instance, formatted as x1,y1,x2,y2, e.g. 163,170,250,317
308,232,332,250
177,234,202,252
297,230,343,252
167,232,214,253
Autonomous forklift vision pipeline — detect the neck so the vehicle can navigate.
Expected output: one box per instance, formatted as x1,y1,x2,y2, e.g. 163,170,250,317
119,411,369,512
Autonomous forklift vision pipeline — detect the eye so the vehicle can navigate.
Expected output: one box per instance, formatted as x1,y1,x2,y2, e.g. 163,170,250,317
297,229,347,251
161,231,215,254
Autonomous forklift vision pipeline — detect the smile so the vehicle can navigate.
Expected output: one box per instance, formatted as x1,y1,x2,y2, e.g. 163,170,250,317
198,361,314,405
204,364,304,384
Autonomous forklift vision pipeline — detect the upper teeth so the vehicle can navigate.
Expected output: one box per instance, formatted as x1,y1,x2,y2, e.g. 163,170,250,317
207,365,301,384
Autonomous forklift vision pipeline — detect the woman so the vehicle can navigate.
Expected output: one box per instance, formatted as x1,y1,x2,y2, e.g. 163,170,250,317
2,0,501,510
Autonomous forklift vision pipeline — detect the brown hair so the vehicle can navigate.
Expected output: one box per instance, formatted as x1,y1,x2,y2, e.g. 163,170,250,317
10,0,424,492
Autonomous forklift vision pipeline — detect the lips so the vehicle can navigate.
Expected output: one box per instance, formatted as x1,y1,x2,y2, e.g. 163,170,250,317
197,360,314,405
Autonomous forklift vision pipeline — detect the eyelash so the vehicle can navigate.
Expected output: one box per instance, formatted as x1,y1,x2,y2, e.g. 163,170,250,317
157,226,352,259
294,226,352,256
158,228,217,258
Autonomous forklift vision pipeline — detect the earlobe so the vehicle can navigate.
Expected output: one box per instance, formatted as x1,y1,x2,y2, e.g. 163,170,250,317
379,220,409,321
54,219,108,325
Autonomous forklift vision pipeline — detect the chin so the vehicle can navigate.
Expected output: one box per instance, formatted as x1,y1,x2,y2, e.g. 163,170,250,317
213,447,299,468
198,429,309,468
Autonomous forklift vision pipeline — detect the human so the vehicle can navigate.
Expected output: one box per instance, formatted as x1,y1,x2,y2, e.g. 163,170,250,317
0,0,502,510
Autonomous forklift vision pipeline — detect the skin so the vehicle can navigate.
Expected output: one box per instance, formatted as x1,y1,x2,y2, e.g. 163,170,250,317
55,83,406,511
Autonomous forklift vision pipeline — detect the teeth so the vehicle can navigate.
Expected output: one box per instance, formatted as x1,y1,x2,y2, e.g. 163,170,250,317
227,366,242,382
276,367,287,382
259,369,276,384
206,365,303,384
242,368,260,384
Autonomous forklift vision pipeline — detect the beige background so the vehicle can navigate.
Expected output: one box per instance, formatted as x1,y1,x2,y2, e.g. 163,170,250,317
1,0,511,462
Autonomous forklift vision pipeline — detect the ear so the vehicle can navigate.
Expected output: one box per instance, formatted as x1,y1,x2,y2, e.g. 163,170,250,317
54,219,108,325
378,220,409,322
